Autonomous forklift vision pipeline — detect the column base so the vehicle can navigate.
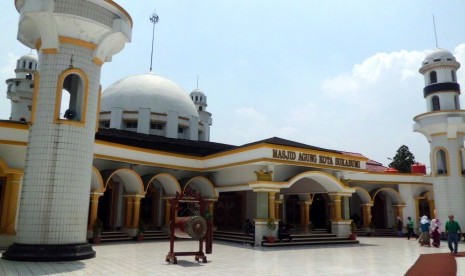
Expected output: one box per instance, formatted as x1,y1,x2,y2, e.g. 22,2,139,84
2,242,96,262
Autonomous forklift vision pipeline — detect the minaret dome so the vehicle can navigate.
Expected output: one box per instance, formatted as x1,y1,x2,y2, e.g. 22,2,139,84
419,48,461,112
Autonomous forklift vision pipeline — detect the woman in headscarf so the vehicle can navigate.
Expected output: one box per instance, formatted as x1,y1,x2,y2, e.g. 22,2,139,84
430,218,442,248
419,215,431,247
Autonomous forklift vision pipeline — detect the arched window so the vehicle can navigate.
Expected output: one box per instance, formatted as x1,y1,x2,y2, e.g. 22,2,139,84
195,96,198,101
452,71,456,82
430,71,437,84
199,106,203,111
54,69,88,124
432,96,440,111
436,149,448,175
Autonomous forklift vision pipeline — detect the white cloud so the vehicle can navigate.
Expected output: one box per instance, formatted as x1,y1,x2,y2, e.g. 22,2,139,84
214,46,465,168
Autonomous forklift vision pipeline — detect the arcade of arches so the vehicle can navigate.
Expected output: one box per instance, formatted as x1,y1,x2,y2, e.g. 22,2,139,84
83,168,434,238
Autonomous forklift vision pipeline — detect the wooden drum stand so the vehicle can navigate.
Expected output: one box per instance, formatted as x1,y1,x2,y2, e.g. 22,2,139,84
165,191,213,264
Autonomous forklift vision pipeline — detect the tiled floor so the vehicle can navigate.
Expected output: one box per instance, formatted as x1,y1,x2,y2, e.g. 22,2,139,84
0,237,464,275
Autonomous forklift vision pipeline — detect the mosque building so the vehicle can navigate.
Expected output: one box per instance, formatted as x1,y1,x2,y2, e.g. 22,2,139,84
0,0,460,261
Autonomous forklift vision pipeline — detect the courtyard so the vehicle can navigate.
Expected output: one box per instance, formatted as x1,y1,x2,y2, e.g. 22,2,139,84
1,237,464,275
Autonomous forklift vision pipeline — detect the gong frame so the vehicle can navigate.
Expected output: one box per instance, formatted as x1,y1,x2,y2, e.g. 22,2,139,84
165,190,213,264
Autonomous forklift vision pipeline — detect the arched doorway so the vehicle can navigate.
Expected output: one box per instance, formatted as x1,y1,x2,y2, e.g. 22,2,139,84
310,193,328,229
372,193,387,229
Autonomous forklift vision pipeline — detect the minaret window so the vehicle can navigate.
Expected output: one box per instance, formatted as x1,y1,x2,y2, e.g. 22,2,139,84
195,96,198,101
28,62,32,69
452,71,456,82
199,106,203,111
22,61,26,68
435,149,448,175
54,69,88,123
429,71,437,84
200,97,203,102
432,96,440,111
125,121,138,129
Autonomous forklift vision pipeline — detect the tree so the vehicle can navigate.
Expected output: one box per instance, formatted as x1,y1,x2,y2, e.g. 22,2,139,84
388,145,416,173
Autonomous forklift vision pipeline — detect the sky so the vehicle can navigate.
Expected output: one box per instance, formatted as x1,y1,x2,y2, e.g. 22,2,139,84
2,0,465,170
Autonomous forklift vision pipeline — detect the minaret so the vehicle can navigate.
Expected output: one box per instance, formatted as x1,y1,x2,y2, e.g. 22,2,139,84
413,48,465,226
6,54,37,122
190,88,212,141
3,0,132,261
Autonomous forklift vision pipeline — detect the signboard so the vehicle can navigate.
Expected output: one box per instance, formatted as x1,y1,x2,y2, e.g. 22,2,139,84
272,149,361,169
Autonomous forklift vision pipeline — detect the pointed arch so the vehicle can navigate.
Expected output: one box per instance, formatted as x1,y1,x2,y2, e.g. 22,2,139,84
183,176,217,199
144,173,181,197
285,171,354,193
102,168,144,194
372,188,404,205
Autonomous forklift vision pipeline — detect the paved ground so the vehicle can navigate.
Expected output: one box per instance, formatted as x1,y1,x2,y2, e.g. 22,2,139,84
0,237,464,275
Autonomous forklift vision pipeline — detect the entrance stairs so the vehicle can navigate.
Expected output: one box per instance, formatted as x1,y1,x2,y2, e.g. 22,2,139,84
213,230,255,245
213,229,359,247
356,228,398,237
99,231,133,243
262,229,359,247
141,230,169,240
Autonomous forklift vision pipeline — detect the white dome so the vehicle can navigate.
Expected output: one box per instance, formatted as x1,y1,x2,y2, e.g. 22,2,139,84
190,89,206,97
101,73,199,118
422,48,456,65
19,54,37,61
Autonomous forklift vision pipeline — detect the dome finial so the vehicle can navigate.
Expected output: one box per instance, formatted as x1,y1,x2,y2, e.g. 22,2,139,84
432,14,439,48
149,11,160,72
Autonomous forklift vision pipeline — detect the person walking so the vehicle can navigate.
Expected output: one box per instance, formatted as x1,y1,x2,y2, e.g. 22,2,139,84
445,214,461,254
430,218,442,248
396,216,403,237
419,215,431,247
406,217,415,240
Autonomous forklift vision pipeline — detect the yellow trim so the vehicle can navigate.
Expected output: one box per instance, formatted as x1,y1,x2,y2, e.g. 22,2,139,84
0,140,27,147
0,122,29,130
207,143,369,162
0,158,23,175
104,0,133,27
432,147,450,177
95,86,102,132
53,68,89,127
145,173,181,195
92,57,104,66
431,132,446,137
59,36,97,50
30,72,40,125
42,48,58,54
414,110,465,121
95,140,203,160
346,179,432,186
372,188,404,204
93,154,204,172
35,39,41,50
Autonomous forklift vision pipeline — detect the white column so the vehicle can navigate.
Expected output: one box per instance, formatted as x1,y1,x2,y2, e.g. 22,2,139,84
188,115,199,141
137,107,151,134
110,107,123,129
166,111,178,138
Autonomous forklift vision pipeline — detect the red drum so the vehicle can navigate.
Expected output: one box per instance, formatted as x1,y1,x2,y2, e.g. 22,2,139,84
174,216,207,240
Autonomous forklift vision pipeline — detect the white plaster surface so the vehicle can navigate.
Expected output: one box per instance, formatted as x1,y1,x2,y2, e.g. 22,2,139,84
1,237,465,275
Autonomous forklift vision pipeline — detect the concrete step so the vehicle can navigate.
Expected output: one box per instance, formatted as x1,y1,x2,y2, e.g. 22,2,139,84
262,239,359,247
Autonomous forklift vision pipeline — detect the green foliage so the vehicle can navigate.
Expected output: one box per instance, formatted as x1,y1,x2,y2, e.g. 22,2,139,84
266,218,276,232
388,145,416,173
